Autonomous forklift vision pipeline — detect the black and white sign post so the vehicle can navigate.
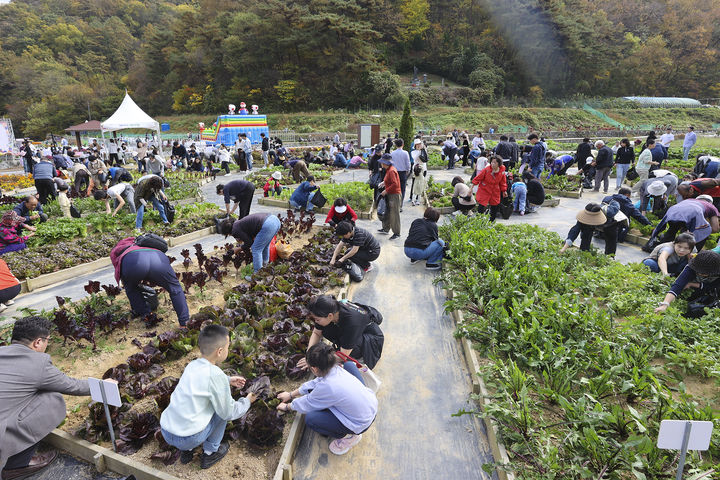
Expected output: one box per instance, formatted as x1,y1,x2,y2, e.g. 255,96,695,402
657,420,713,480
88,377,122,453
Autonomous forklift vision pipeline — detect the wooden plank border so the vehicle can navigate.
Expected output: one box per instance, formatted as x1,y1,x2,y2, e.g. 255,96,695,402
272,272,350,480
445,289,515,480
257,196,373,220
45,429,182,480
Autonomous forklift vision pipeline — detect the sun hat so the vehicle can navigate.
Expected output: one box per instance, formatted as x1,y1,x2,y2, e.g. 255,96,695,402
696,194,713,203
647,181,667,196
652,169,672,178
271,171,282,180
576,203,607,226
586,156,594,163
379,154,393,165
1,210,21,227
335,205,347,213
689,250,720,275
413,138,422,146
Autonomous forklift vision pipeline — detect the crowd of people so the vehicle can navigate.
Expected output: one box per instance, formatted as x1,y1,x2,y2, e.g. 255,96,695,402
1,123,718,479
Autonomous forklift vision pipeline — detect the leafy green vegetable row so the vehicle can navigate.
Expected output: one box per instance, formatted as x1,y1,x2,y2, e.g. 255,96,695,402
439,216,720,479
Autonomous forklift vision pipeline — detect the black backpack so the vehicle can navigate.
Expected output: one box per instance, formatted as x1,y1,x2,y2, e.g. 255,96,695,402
134,233,168,252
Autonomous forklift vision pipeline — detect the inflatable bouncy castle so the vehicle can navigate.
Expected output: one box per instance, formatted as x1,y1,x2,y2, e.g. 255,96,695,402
200,115,269,145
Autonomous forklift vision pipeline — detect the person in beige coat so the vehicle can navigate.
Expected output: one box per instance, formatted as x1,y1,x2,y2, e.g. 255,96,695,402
0,316,92,479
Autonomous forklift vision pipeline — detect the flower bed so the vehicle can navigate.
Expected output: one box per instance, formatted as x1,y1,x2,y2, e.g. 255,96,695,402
439,215,720,478
0,216,347,480
0,173,34,191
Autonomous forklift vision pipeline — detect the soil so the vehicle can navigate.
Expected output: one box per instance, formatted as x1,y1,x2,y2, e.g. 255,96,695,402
52,229,317,480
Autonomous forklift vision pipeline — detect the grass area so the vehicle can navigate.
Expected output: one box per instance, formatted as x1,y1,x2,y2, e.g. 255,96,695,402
604,108,720,130
156,107,720,136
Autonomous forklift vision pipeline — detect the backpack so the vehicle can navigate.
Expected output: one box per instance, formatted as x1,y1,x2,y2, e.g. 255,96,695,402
134,233,168,252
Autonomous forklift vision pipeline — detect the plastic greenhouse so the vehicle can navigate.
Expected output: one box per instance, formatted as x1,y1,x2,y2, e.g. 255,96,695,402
623,97,701,108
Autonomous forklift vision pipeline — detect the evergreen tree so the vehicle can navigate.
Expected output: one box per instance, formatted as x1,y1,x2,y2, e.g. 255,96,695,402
399,98,414,153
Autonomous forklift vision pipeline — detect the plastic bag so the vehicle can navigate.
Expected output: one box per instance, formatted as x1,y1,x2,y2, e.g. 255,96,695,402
376,196,387,221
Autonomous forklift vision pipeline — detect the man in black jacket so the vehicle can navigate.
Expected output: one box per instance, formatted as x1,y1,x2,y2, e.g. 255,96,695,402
603,187,652,242
575,138,592,171
494,135,513,168
260,132,269,168
592,140,614,193
216,179,255,218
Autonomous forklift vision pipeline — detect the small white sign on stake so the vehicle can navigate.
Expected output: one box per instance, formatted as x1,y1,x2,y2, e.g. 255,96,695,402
88,377,122,407
657,420,713,451
657,420,713,480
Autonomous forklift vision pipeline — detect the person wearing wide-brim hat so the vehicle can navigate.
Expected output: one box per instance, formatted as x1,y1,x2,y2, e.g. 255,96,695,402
655,250,720,317
560,203,613,254
636,172,679,214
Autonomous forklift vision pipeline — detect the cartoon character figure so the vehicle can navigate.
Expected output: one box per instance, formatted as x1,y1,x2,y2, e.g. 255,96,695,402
238,102,249,115
251,104,259,114
198,122,205,131
228,104,236,115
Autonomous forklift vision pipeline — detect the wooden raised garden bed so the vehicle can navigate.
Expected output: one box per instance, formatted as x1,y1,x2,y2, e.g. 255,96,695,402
0,217,351,480
543,187,583,199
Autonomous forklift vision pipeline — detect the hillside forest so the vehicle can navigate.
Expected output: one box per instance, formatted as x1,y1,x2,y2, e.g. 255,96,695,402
1,0,719,137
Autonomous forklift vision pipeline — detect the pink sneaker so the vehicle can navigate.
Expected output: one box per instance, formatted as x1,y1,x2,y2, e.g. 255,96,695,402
329,434,362,455
519,211,525,216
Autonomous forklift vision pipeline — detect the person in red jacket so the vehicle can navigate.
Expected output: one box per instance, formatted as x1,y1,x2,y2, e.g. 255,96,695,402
325,198,358,227
0,258,20,312
472,155,507,222
377,154,401,239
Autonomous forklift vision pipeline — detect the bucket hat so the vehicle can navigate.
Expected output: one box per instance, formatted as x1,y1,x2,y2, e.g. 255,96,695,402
576,203,607,226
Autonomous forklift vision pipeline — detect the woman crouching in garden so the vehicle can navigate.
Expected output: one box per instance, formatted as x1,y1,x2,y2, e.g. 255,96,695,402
276,343,378,455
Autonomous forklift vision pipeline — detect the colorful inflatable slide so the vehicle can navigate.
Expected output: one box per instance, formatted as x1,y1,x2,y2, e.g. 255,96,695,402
200,115,269,145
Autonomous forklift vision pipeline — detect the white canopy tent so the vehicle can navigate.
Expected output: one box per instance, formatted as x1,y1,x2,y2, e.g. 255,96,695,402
101,92,162,151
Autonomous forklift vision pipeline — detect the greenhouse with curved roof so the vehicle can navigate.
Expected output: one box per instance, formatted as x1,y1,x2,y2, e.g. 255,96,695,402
623,96,701,108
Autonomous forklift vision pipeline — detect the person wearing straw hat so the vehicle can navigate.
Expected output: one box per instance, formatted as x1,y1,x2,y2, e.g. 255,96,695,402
560,203,620,255
644,196,719,252
604,186,651,242
636,173,678,214
655,250,720,317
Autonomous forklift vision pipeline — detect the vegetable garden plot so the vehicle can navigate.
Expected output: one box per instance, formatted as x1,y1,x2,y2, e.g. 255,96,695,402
245,165,336,190
277,181,374,212
439,216,720,479
0,217,347,480
3,203,221,280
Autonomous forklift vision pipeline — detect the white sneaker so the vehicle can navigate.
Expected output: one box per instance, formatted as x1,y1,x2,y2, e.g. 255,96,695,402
0,304,7,313
4,300,14,305
329,434,362,455
224,173,231,176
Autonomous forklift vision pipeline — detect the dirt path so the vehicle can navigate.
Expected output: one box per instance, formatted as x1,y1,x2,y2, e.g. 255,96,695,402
291,208,497,479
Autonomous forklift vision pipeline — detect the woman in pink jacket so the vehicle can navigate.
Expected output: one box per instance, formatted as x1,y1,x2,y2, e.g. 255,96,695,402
472,155,507,222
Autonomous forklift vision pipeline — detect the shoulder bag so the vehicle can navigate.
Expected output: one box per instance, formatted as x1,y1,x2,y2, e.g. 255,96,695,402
335,351,381,393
